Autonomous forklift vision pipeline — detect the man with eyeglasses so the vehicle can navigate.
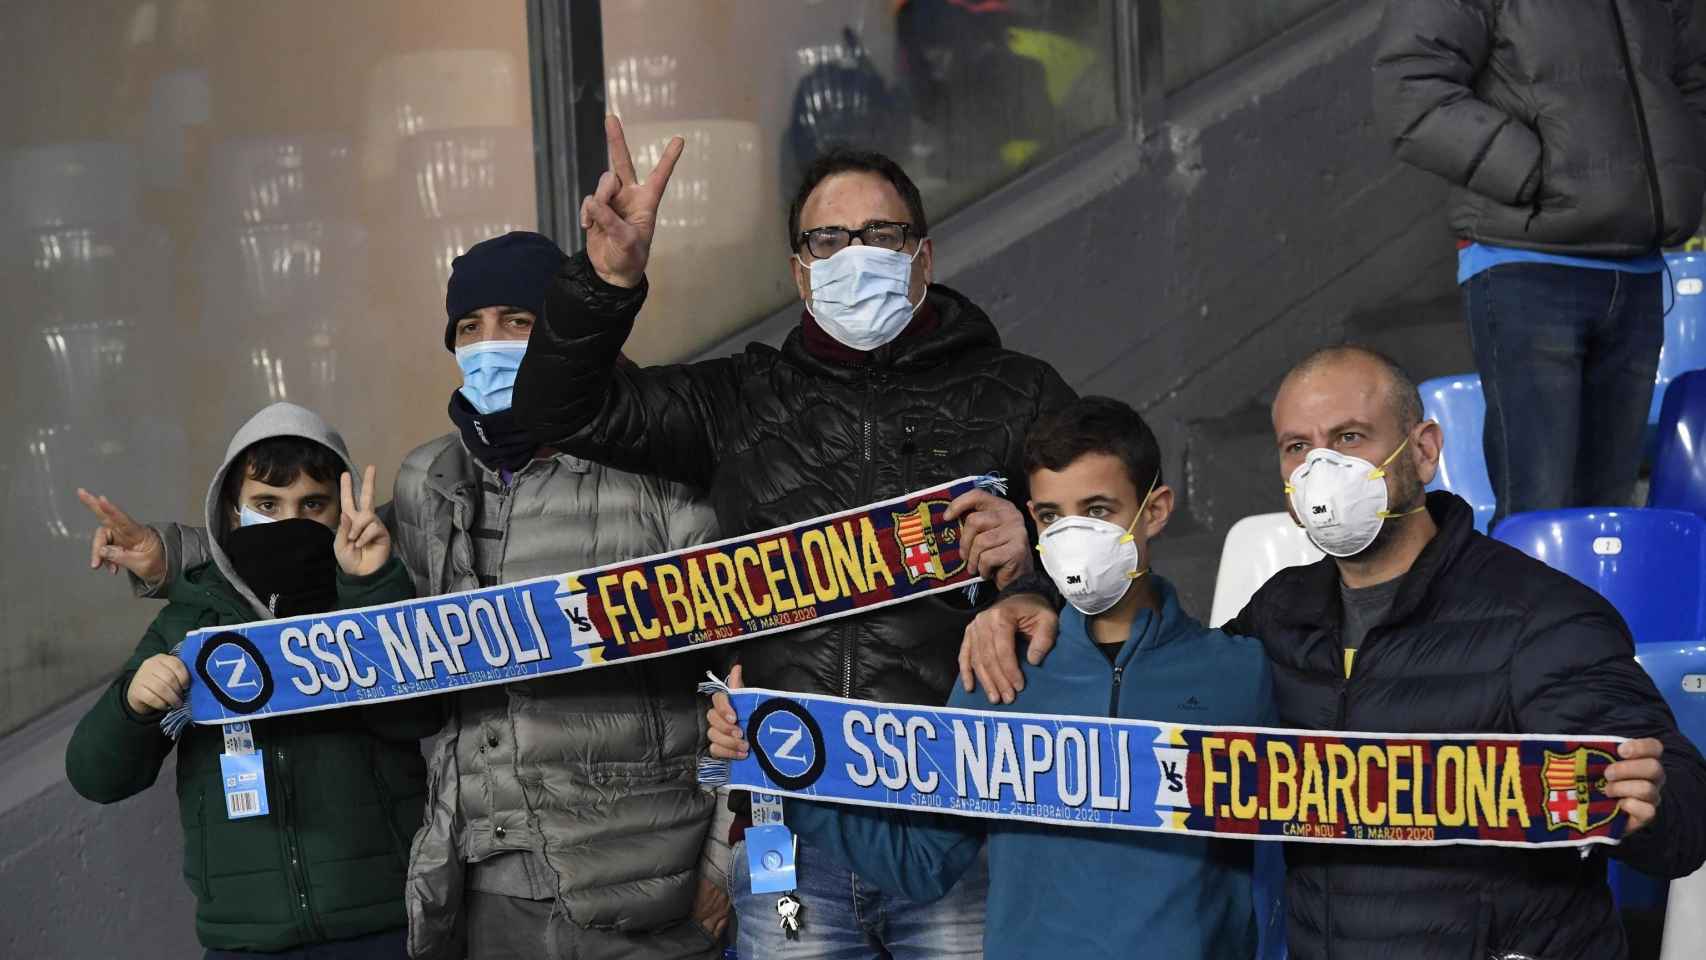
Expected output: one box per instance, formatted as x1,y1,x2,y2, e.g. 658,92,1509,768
513,117,1077,960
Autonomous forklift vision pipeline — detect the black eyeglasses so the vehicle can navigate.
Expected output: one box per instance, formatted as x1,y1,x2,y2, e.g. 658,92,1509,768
795,220,918,260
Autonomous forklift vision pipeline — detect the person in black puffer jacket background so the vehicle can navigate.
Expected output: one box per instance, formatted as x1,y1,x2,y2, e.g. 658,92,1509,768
515,119,1075,960
1373,0,1706,527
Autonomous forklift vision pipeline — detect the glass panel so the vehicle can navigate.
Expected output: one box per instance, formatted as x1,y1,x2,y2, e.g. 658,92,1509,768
0,0,534,735
599,0,1119,362
1163,0,1336,92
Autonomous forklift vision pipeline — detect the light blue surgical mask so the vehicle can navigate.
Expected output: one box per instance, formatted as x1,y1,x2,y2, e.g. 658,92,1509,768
799,244,925,351
237,504,275,527
455,339,529,414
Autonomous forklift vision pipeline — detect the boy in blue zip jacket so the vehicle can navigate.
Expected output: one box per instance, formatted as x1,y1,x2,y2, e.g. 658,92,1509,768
708,396,1281,960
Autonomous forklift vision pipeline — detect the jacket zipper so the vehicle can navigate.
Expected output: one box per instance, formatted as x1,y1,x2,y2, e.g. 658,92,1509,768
366,745,408,867
1108,664,1125,716
1610,0,1666,248
842,374,880,697
1325,617,1371,960
273,744,325,942
197,788,212,901
901,422,918,491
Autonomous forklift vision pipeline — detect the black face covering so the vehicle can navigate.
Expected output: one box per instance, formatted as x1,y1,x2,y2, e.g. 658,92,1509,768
223,518,338,617
448,390,537,473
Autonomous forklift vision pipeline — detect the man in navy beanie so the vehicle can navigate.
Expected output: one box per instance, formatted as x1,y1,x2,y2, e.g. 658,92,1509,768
90,229,734,959
442,230,565,349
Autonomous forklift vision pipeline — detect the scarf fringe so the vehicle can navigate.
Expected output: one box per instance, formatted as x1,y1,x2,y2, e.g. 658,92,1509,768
697,671,734,785
160,640,191,740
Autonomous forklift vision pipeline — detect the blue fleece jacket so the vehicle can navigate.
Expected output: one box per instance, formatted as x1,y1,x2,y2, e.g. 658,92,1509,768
786,575,1279,960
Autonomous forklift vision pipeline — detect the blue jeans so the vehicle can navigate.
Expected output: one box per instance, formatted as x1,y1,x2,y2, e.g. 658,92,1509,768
203,928,407,959
731,838,986,960
1465,263,1663,527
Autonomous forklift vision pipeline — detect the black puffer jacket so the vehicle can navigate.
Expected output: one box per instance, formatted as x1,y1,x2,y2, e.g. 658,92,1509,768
1227,492,1706,960
516,251,1075,705
1374,0,1706,255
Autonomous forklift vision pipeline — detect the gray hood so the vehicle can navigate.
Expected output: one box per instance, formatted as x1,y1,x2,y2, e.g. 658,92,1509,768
205,402,357,618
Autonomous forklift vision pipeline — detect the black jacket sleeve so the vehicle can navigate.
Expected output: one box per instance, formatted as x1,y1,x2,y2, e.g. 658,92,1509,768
64,618,181,803
1511,606,1706,879
514,251,744,489
1672,0,1706,146
1372,0,1541,204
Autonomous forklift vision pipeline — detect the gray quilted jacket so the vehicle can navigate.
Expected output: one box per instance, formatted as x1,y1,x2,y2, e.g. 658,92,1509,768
141,434,723,956
389,435,721,956
1374,0,1706,255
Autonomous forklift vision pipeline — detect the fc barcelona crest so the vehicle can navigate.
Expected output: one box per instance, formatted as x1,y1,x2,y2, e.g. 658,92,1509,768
1542,747,1619,833
892,500,965,584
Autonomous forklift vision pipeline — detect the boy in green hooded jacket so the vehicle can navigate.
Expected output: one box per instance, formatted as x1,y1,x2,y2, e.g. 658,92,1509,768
65,402,441,958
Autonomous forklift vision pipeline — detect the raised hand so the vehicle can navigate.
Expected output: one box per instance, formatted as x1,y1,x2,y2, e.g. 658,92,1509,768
79,488,166,585
334,465,390,578
581,115,685,289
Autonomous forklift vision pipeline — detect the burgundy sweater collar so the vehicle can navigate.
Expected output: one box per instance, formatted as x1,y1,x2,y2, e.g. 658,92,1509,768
798,301,942,365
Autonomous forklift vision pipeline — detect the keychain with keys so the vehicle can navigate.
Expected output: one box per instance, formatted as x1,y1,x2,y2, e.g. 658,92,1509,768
776,893,803,938
747,793,802,938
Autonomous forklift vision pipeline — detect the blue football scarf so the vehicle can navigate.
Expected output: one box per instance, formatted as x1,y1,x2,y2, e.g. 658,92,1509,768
700,685,1632,849
167,476,995,731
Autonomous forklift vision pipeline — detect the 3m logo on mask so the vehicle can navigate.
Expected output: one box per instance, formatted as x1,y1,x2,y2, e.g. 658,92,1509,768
1066,574,1084,585
892,500,965,584
747,698,827,790
1309,501,1336,525
195,633,276,714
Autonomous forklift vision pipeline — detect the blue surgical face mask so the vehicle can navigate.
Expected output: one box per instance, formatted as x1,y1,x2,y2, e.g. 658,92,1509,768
455,339,529,414
798,243,925,351
237,504,275,527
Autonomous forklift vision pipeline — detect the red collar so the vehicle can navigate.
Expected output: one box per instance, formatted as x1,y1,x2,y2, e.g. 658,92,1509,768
799,301,941,365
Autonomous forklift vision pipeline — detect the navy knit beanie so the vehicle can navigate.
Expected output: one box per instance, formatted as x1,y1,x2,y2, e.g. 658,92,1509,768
444,231,567,350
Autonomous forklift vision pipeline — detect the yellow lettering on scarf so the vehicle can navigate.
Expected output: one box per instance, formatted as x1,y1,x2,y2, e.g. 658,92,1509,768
654,564,694,635
1267,741,1299,820
828,522,871,595
860,517,896,589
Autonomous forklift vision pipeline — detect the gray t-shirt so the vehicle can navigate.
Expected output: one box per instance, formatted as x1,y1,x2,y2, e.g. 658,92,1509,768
1339,576,1402,677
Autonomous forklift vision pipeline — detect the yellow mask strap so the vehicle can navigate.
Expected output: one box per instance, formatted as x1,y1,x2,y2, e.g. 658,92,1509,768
1367,433,1412,480
1121,472,1161,580
1377,502,1429,520
1119,471,1162,545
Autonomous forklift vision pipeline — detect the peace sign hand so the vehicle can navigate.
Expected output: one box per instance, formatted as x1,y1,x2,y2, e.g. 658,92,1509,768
581,115,685,289
334,465,390,578
79,488,167,586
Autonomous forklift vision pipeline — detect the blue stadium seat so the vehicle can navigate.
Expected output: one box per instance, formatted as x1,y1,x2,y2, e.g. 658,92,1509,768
1492,508,1706,649
1420,375,1495,533
1652,254,1706,431
1495,507,1706,916
1650,369,1706,518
